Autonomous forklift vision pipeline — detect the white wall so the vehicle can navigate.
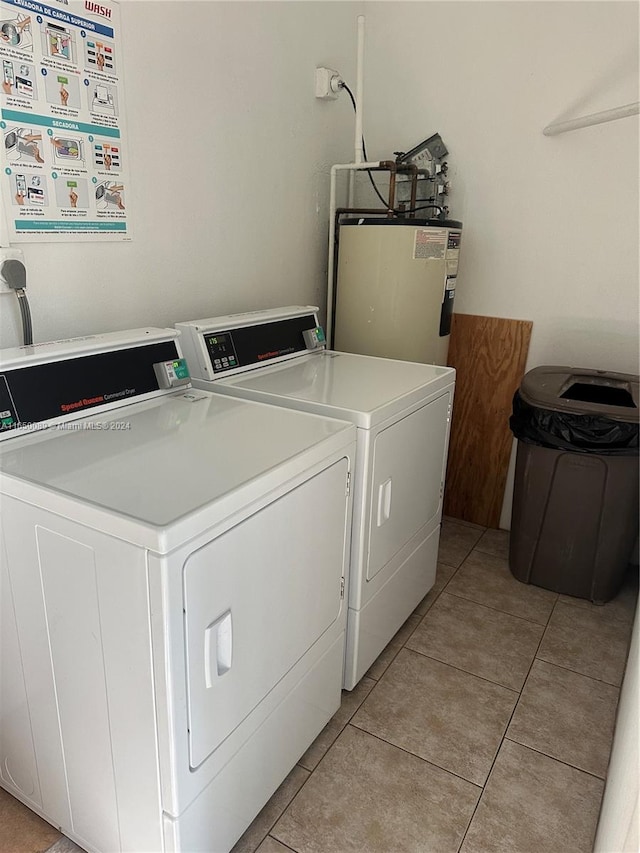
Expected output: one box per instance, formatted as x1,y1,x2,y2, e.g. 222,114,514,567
0,1,362,347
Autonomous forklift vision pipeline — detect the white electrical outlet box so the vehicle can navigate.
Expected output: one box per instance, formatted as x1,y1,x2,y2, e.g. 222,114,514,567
315,67,341,100
0,248,25,294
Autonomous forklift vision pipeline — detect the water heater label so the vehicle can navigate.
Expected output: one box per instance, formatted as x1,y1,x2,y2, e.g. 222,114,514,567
413,228,447,260
446,231,462,261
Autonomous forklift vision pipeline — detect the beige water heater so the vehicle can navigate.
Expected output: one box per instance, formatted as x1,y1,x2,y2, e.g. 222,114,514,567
333,218,463,365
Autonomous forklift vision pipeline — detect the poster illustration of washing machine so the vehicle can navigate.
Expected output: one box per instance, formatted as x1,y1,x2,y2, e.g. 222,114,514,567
51,134,85,166
0,13,33,52
95,181,125,211
42,22,76,63
54,177,88,209
44,73,80,110
2,59,36,99
4,127,46,164
85,38,115,74
12,172,47,206
88,82,117,116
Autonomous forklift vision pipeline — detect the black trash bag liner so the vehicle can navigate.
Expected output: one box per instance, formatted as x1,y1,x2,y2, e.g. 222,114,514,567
509,391,639,455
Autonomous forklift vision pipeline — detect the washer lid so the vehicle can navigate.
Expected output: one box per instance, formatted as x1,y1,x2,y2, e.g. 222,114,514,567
0,391,354,551
210,350,455,428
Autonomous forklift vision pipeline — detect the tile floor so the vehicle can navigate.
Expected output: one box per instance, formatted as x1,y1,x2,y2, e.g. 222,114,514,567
1,518,637,853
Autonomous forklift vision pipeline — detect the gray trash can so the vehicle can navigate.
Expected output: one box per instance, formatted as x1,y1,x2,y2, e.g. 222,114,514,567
509,366,639,604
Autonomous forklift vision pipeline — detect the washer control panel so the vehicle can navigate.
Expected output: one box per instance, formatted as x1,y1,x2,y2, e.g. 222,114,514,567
204,332,240,373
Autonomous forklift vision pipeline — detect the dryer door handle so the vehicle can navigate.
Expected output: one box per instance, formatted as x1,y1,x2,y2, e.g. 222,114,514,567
377,478,392,527
204,610,233,687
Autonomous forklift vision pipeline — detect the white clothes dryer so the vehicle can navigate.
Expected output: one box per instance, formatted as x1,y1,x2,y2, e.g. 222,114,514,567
0,328,356,853
176,307,456,689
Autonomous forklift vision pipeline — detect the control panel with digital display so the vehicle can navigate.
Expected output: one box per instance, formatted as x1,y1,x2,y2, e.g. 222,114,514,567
204,332,240,374
202,314,318,375
0,340,180,436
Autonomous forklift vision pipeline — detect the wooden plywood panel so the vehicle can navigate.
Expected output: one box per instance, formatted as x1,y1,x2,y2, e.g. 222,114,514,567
444,313,533,528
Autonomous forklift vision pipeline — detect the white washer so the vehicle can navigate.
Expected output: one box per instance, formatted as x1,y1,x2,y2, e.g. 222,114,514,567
0,328,356,853
176,307,456,689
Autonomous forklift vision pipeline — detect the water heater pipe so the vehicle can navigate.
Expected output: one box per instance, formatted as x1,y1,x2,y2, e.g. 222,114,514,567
348,15,366,207
327,161,381,344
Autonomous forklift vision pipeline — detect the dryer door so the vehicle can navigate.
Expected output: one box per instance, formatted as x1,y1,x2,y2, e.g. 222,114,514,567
183,458,349,769
366,390,451,582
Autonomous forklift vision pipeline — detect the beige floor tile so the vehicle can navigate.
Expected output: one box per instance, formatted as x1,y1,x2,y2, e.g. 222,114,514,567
255,838,293,853
506,659,619,778
365,613,420,681
231,765,309,853
559,566,638,623
537,600,633,686
438,519,485,568
446,550,557,625
273,725,480,853
474,528,510,560
353,650,518,786
298,678,376,771
407,593,543,690
413,561,457,617
460,740,604,853
0,789,61,853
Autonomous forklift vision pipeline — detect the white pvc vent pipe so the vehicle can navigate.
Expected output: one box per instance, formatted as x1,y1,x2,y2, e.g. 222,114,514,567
543,102,640,136
355,15,365,164
348,15,366,207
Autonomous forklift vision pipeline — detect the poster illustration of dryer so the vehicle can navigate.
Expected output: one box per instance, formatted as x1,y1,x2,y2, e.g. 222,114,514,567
8,163,124,213
10,170,123,212
4,125,91,167
4,125,46,163
5,119,124,210
11,170,48,207
9,165,124,214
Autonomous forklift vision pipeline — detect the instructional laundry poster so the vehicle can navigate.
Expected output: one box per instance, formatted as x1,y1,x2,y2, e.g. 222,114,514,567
0,0,129,241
